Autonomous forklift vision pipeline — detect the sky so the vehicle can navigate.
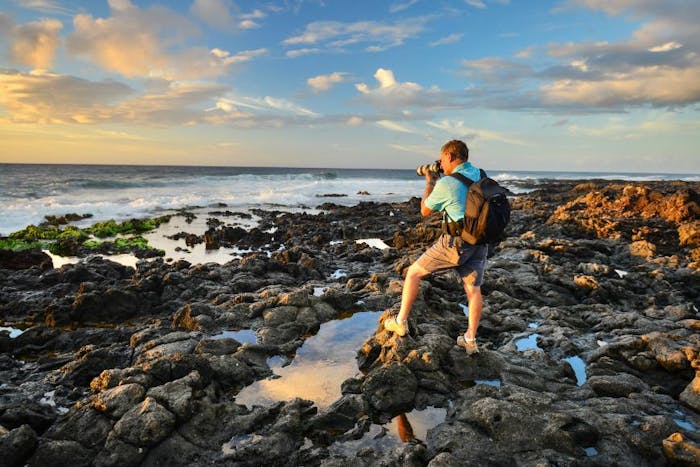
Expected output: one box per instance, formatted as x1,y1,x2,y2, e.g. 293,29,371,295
0,0,699,172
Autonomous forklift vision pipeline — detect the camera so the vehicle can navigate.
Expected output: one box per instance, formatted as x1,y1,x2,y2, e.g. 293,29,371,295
416,160,443,176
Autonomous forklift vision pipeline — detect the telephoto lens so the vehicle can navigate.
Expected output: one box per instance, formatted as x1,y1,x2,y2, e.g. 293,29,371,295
416,160,442,176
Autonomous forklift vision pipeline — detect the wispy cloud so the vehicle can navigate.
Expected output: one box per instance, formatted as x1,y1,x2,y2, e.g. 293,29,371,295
388,143,434,157
286,48,323,58
376,120,414,133
14,0,73,15
427,119,528,145
465,0,486,9
389,0,419,14
429,33,463,47
307,72,348,92
283,16,431,53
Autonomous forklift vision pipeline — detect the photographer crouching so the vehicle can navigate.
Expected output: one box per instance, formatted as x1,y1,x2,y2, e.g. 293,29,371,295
384,139,487,355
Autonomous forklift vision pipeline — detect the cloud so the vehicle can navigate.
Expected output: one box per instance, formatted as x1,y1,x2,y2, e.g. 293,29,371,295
389,0,419,13
307,72,348,92
66,1,265,80
388,143,434,157
356,68,460,110
286,48,323,58
346,116,363,126
427,119,528,145
458,1,700,111
429,33,463,47
14,0,72,15
465,0,486,8
0,14,63,69
0,69,133,124
282,17,431,53
190,0,233,30
376,120,414,133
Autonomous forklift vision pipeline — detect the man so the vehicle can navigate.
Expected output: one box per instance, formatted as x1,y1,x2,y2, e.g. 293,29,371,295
384,139,487,355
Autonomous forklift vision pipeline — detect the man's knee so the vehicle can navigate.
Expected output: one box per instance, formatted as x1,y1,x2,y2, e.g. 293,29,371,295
407,262,430,280
464,284,482,301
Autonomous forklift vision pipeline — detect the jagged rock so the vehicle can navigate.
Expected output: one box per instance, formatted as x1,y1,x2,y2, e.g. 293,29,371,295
112,397,176,447
662,432,700,465
29,439,91,467
361,362,417,413
0,424,38,467
92,383,146,419
0,248,52,271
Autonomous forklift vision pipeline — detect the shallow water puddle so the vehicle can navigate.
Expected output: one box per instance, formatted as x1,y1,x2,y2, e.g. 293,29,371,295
563,356,587,386
355,238,390,250
43,250,149,269
235,311,380,409
0,326,24,338
313,286,328,297
327,407,447,455
673,409,698,433
584,447,598,457
515,334,542,352
330,269,347,279
210,329,257,344
528,321,539,329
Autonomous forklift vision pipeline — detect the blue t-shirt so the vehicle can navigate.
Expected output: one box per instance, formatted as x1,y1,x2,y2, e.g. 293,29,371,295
424,162,482,221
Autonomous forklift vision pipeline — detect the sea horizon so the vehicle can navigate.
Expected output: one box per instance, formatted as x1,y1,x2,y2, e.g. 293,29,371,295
2,161,699,177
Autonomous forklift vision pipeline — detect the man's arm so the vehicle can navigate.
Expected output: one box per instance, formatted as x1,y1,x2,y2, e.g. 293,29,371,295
420,174,438,216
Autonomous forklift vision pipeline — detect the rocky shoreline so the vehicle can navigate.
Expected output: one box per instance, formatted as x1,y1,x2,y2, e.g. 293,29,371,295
1,179,699,466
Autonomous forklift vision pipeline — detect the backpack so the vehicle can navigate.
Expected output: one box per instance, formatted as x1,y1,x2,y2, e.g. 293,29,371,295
449,169,511,245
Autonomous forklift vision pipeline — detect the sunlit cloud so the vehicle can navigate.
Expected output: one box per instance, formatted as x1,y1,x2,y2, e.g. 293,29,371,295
65,0,264,80
0,14,63,69
345,116,363,126
0,69,133,124
356,68,458,110
307,72,348,92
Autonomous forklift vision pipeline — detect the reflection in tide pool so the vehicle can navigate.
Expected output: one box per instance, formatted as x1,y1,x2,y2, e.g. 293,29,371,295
235,311,380,409
515,334,542,351
211,329,257,344
0,326,24,338
328,407,447,456
564,356,587,386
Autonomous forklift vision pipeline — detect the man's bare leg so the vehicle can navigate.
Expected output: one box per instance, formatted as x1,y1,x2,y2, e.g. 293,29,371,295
396,262,431,322
463,283,482,340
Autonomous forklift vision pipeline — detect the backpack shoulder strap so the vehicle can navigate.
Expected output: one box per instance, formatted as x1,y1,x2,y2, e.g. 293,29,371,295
479,168,487,179
449,172,474,187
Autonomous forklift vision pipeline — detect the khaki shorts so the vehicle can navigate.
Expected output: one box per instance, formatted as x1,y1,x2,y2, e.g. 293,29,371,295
415,234,488,286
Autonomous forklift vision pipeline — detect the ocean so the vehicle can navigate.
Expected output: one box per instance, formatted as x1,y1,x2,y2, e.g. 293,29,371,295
2,163,698,237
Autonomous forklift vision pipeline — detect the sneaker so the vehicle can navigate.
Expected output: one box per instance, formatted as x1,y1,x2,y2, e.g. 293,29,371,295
384,316,408,337
457,335,479,355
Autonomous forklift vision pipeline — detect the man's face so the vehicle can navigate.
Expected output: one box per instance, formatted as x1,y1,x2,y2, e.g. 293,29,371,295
439,150,452,172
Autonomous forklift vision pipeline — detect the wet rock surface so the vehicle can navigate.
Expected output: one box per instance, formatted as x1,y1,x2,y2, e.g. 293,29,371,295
0,180,698,466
